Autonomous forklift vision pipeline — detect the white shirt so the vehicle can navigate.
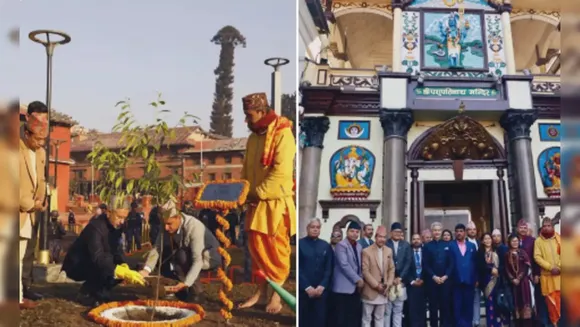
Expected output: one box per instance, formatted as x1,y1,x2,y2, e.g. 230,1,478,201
468,237,478,250
392,240,399,256
377,246,384,274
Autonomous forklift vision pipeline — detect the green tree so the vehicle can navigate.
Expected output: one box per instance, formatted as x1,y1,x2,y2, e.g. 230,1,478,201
281,93,296,136
87,94,199,209
209,26,246,138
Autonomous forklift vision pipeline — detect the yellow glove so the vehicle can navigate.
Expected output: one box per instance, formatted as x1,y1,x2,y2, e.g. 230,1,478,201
114,265,146,286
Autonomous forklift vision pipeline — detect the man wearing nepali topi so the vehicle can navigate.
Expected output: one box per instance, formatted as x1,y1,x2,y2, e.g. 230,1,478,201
238,92,296,314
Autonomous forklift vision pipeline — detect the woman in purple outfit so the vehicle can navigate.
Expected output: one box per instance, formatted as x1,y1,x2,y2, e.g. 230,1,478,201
505,234,535,327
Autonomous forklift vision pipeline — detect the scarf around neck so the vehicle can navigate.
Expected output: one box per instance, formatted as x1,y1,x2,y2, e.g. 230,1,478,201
248,110,293,167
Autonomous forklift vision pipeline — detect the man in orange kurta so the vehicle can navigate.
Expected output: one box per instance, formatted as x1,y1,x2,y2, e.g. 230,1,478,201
238,92,296,313
534,217,561,326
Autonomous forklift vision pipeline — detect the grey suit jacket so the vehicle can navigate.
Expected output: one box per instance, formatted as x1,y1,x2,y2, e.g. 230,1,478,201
386,239,413,284
331,239,363,294
144,213,221,287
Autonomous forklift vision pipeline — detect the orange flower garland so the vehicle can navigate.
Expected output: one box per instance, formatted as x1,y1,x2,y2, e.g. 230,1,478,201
193,179,249,322
88,300,205,327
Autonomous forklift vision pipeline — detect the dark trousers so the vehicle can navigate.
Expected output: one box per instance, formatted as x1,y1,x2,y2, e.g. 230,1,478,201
329,291,361,327
160,246,219,301
534,281,549,326
149,226,160,245
407,284,427,327
80,269,121,300
126,228,142,251
453,284,475,327
48,239,62,264
428,281,452,327
22,217,39,290
299,291,328,327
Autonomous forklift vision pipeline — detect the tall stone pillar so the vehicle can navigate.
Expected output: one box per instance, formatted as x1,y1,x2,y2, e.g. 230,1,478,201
499,2,516,74
298,116,330,238
500,109,539,226
379,109,413,229
391,4,404,72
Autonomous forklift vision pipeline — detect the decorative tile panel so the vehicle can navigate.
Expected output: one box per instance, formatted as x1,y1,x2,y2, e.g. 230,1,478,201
401,11,421,75
484,14,507,77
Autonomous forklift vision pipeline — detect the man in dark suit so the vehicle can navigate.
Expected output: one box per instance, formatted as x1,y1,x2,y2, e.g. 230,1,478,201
407,233,427,327
449,223,478,327
358,223,374,249
466,221,481,326
385,222,412,327
424,222,454,327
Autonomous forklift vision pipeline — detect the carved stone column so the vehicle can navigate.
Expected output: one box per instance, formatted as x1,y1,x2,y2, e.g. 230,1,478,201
409,168,421,235
298,116,330,238
379,109,414,229
500,109,539,226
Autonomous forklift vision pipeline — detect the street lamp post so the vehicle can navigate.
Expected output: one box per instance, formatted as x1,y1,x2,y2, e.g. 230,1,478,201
264,57,289,115
51,138,66,188
29,29,71,265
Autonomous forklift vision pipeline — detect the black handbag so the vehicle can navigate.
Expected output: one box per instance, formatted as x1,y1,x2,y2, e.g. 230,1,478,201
494,276,514,315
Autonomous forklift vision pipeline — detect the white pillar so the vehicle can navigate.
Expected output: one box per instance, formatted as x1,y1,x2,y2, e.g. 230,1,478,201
501,10,516,74
271,70,282,116
392,7,403,72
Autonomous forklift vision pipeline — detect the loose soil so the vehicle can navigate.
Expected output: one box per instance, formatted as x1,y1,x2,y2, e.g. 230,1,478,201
20,245,296,327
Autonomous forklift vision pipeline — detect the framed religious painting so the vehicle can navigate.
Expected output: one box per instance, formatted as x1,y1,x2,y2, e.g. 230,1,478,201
337,120,371,140
420,10,487,71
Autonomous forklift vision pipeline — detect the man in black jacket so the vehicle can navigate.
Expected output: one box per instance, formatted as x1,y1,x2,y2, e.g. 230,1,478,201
62,204,145,307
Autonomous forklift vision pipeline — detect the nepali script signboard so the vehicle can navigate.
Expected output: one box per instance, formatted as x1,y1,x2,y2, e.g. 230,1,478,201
414,87,498,98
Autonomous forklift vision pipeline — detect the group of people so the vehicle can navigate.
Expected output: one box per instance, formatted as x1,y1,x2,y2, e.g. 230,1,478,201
299,217,561,327
18,92,296,317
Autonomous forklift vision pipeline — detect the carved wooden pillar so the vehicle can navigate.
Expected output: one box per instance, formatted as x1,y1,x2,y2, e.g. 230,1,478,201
410,168,421,235
497,168,510,235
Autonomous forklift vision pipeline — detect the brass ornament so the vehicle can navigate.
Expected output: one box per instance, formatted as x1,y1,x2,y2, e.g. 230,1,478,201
420,113,499,161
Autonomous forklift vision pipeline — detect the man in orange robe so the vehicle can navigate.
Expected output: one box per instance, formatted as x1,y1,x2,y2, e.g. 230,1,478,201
534,217,561,326
238,92,296,313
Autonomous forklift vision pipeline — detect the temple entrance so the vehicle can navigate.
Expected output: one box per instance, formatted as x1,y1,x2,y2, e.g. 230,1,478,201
424,181,494,238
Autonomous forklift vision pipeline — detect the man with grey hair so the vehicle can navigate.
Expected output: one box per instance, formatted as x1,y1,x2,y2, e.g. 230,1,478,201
140,200,221,303
299,218,333,326
424,221,453,327
421,229,432,244
466,221,481,327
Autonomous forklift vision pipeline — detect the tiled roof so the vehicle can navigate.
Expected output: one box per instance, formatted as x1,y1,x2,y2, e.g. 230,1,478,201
183,137,247,153
71,126,229,152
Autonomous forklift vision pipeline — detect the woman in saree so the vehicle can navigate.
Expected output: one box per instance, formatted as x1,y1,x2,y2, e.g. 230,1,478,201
477,233,508,327
505,234,535,327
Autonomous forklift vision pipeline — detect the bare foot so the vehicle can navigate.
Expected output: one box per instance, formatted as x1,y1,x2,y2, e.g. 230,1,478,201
265,293,282,314
238,290,262,309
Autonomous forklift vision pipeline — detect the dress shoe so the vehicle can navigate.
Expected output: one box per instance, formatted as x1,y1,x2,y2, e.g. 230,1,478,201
19,299,37,310
23,288,43,301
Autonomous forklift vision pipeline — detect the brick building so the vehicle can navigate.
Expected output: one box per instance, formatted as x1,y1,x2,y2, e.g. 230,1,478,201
69,126,247,203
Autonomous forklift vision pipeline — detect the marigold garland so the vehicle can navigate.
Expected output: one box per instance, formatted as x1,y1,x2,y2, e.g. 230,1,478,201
87,300,205,327
193,179,248,322
215,209,234,322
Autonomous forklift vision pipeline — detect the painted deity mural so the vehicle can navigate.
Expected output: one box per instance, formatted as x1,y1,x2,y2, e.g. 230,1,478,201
538,147,561,198
338,121,370,140
329,146,376,198
409,0,494,10
423,11,485,70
